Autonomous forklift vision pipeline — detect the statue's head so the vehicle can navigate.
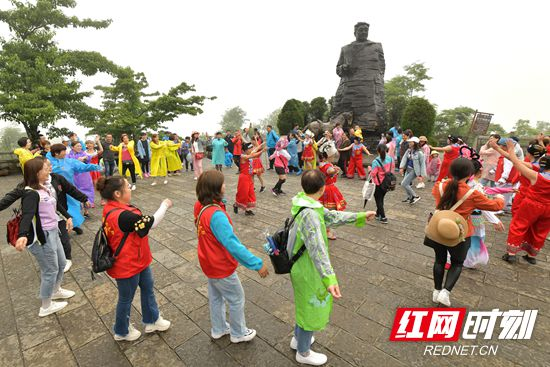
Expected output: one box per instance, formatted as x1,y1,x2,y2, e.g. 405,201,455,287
354,22,370,42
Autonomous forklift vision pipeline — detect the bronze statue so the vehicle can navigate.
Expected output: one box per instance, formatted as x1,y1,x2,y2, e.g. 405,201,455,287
332,22,386,138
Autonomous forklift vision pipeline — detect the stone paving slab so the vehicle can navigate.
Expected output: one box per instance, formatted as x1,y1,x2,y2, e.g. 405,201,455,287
0,161,549,366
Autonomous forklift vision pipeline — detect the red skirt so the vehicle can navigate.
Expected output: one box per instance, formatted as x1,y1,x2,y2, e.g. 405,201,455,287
320,184,347,211
90,155,101,183
235,173,256,210
252,158,264,175
302,145,314,161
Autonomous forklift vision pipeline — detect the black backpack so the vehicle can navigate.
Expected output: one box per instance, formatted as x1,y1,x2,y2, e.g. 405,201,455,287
266,207,307,274
376,158,397,191
91,208,129,279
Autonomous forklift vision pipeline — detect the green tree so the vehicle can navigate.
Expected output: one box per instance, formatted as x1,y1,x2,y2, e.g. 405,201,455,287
400,97,436,138
278,99,304,134
301,101,310,123
0,0,119,142
487,122,507,136
403,62,432,97
83,67,212,138
257,108,280,135
512,119,537,138
535,121,550,133
220,106,246,133
433,106,476,140
0,126,25,151
309,97,328,121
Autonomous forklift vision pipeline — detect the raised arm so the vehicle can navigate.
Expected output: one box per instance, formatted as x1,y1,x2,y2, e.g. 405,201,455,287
505,140,538,184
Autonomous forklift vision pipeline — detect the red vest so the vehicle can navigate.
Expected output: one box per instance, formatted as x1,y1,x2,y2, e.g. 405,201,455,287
495,156,519,184
194,201,238,278
103,201,152,279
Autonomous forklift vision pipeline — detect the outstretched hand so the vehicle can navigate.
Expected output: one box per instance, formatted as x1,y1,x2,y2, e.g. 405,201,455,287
327,285,342,298
365,211,377,221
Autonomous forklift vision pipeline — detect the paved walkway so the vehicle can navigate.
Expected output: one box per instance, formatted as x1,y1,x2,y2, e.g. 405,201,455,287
0,162,549,367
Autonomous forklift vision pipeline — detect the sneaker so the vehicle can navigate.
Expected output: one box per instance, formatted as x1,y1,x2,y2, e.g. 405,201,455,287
163,179,168,185
245,210,255,216
380,217,388,224
114,324,141,341
502,253,517,264
52,287,76,299
63,260,72,273
151,181,157,186
144,316,171,333
436,289,451,307
375,215,381,221
39,301,68,317
401,198,411,203
523,255,537,265
73,227,83,235
131,184,136,191
211,328,230,340
295,350,328,366
410,196,421,205
290,336,315,350
271,189,279,197
230,328,256,343
295,169,302,176
432,289,441,303
260,186,265,193
416,182,425,189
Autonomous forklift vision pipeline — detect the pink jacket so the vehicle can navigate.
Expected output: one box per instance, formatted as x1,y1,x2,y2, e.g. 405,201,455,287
427,157,441,176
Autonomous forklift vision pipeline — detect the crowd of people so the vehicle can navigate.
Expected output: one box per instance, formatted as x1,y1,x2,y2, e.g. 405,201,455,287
3,125,550,366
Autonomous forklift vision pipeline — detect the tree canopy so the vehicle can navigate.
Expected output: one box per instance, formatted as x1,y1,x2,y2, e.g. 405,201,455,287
512,119,538,137
309,97,328,121
433,106,476,140
278,99,304,134
0,0,119,142
258,109,280,134
220,106,247,133
400,97,436,138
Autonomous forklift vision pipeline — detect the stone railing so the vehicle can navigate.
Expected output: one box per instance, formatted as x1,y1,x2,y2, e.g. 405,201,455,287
0,151,20,176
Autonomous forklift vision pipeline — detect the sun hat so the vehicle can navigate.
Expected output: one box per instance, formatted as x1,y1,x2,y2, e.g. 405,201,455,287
419,136,428,142
431,151,439,156
62,137,70,142
409,137,420,144
425,210,468,247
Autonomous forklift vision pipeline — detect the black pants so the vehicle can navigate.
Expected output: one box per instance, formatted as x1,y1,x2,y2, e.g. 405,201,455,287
122,161,136,184
58,220,71,260
374,185,387,218
182,154,192,170
104,160,116,177
424,237,471,292
139,158,150,174
268,148,276,169
233,155,241,170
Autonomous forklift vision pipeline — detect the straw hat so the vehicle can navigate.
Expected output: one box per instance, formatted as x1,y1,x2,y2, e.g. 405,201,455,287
419,136,428,142
431,151,439,156
425,210,468,247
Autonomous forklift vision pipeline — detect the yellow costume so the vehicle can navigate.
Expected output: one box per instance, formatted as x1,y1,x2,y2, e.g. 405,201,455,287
150,141,168,177
110,141,143,178
13,148,34,173
312,140,318,169
166,141,182,171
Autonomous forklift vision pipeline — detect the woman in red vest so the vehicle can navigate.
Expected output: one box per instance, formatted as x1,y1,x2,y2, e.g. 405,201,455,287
430,135,461,182
195,170,269,343
98,176,172,341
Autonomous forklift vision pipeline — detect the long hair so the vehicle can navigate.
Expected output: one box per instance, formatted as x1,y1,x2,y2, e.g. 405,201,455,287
377,144,387,161
23,157,46,190
437,158,474,210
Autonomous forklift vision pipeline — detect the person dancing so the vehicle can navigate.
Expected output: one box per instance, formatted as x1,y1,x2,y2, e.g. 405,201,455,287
234,143,264,216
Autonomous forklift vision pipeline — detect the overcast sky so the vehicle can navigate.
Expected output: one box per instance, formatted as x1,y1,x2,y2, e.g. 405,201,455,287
1,0,549,139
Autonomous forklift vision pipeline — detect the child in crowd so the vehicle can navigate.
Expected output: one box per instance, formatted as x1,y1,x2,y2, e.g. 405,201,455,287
427,151,441,182
270,137,291,196
224,148,233,168
234,143,263,215
287,132,302,175
301,133,315,171
252,137,266,193
194,170,269,344
338,136,371,180
368,144,394,224
318,151,347,239
353,125,363,142
287,170,375,365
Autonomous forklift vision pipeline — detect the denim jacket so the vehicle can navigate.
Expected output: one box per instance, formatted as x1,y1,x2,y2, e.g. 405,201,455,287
400,149,427,177
136,139,152,159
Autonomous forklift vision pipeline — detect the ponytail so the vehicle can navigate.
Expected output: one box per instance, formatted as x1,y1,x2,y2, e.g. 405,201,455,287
377,143,387,161
437,178,460,210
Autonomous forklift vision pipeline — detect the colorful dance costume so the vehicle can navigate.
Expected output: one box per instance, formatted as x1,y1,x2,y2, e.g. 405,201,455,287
436,144,460,182
347,143,367,179
319,161,346,211
166,141,183,171
506,170,550,257
511,159,539,215
150,141,168,178
302,138,314,162
252,137,264,175
88,151,101,184
495,155,519,211
235,157,255,210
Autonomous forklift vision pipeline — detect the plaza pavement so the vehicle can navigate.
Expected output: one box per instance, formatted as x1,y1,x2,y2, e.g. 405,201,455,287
0,161,549,367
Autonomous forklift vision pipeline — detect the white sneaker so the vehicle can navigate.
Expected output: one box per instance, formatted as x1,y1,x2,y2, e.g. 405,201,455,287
39,301,68,317
151,182,157,186
436,289,451,306
131,184,136,191
290,336,316,350
230,328,256,343
114,324,141,341
211,328,230,340
295,350,328,366
163,179,168,184
416,182,425,189
432,289,440,303
63,260,72,273
52,288,75,300
144,316,171,333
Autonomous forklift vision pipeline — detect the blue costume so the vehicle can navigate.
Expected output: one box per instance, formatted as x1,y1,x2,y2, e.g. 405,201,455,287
47,153,101,228
224,151,233,167
287,138,299,168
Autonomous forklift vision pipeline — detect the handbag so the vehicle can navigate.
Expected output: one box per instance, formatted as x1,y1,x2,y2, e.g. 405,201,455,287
362,175,376,208
6,208,22,247
195,152,204,160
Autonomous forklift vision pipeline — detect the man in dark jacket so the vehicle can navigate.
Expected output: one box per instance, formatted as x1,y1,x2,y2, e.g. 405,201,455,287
0,169,88,272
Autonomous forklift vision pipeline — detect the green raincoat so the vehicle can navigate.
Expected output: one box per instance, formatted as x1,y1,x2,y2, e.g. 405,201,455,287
289,192,366,331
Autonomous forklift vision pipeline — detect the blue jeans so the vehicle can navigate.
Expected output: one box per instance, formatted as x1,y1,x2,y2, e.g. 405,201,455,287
295,325,314,354
114,266,159,336
27,229,66,299
401,167,418,199
207,272,247,338
104,160,116,177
